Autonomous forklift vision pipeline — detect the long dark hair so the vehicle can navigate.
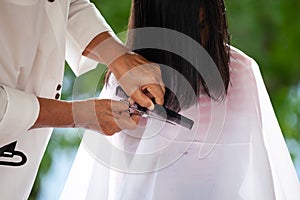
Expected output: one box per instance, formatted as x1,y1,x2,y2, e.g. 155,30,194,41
109,0,230,112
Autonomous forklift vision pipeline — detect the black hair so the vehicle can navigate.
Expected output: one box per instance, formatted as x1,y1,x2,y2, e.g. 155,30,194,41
109,0,230,112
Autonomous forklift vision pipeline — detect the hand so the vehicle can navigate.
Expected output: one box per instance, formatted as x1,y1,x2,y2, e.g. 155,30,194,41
83,32,165,109
32,98,139,136
72,99,139,135
109,52,165,110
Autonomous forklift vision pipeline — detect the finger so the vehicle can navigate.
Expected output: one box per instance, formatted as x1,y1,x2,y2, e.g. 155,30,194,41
112,109,131,119
94,115,121,136
128,97,135,106
110,99,130,112
130,114,140,124
160,80,166,94
132,53,149,63
130,89,154,110
141,84,165,105
116,112,138,130
96,124,120,136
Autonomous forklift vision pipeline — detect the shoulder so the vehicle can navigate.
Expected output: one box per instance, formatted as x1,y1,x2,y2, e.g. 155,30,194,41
227,46,263,93
229,46,259,73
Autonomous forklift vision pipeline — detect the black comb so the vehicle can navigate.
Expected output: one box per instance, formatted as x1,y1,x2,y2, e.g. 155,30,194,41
115,86,194,129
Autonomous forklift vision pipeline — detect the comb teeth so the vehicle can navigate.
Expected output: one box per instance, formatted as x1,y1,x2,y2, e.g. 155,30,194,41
151,105,194,130
115,86,194,129
115,86,128,100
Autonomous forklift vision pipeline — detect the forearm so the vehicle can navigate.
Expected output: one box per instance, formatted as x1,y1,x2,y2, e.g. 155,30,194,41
30,97,136,135
82,31,129,78
31,97,74,129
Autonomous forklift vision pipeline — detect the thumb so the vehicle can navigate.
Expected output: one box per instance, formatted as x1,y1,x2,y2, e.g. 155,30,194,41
130,89,154,110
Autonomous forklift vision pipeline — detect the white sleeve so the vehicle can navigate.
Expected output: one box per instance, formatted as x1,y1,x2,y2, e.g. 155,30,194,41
0,86,40,147
66,0,113,76
0,87,7,122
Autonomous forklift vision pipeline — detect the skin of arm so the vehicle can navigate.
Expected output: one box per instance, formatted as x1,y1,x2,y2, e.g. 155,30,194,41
82,31,165,109
31,97,139,135
32,31,164,135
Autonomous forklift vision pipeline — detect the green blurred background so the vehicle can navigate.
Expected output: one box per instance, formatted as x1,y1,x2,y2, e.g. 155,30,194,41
29,0,300,199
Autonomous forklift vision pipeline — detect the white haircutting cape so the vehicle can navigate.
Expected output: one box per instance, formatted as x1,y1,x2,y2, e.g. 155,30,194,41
61,47,300,200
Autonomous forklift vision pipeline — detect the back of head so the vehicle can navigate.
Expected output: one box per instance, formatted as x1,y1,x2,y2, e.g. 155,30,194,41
128,0,230,111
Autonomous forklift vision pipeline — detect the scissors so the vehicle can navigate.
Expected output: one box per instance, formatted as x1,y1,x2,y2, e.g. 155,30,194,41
120,99,176,125
116,86,194,129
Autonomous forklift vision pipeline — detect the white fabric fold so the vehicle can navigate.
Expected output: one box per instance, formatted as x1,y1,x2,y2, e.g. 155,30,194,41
0,0,117,199
0,86,7,122
66,0,113,76
251,56,300,199
61,47,300,200
0,85,39,147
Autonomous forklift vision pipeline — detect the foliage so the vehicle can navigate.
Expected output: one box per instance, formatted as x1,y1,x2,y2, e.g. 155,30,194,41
226,0,300,140
29,0,300,199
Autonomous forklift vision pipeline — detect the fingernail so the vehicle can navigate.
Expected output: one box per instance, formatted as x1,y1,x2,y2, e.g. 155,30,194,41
128,98,135,105
147,103,155,110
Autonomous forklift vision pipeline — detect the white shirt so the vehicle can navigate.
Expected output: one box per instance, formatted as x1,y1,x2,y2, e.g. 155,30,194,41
0,0,111,199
